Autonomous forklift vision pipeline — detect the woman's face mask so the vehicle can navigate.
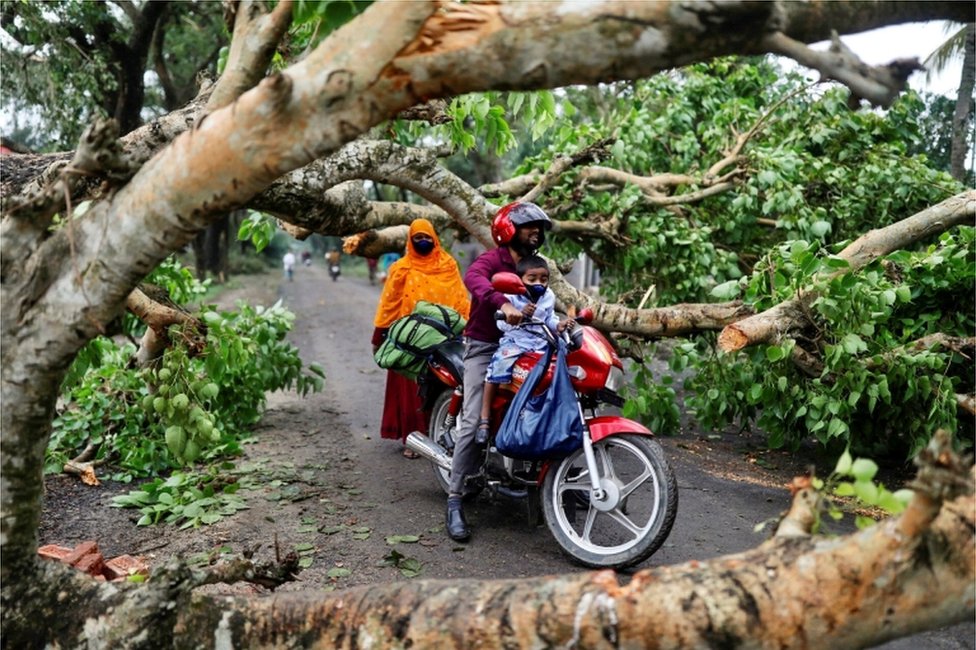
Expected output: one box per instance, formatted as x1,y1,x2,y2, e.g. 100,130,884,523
412,238,435,255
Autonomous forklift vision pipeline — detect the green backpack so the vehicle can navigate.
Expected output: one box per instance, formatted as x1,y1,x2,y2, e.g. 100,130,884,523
374,301,466,380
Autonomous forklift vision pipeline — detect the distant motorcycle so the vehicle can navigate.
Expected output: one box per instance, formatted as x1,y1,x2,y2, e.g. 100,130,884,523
329,264,341,281
406,272,678,569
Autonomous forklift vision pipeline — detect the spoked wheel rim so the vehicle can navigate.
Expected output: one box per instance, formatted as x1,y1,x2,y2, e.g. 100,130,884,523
545,435,673,562
429,391,456,493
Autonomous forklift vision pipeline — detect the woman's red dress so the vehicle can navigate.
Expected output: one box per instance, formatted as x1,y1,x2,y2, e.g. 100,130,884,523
379,370,428,441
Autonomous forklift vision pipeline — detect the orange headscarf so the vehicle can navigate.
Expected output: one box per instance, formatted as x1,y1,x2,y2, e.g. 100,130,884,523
373,219,471,328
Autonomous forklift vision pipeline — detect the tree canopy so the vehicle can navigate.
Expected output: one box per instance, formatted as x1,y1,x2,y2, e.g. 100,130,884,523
1,1,973,647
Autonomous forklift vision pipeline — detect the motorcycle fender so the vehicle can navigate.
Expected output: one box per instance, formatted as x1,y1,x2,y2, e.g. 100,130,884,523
537,416,654,485
586,415,653,443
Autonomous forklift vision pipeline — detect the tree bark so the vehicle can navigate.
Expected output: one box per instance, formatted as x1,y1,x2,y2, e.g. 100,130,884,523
951,23,975,183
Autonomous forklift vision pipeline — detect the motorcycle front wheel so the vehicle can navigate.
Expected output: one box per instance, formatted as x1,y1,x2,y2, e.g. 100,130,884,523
541,434,677,569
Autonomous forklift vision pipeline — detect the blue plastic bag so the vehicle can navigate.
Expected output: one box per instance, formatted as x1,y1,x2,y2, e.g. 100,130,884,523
495,338,584,460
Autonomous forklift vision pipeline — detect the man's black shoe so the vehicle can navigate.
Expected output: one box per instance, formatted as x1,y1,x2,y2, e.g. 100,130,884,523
446,496,470,542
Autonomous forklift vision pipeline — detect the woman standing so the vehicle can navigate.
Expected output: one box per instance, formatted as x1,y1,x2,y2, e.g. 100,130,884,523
371,219,471,458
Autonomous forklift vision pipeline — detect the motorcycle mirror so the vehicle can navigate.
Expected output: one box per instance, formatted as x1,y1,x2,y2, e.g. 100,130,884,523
576,308,594,325
491,272,527,295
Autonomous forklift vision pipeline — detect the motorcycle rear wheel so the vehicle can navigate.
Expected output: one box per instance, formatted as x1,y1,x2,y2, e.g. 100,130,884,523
541,434,677,569
428,390,484,500
429,391,456,494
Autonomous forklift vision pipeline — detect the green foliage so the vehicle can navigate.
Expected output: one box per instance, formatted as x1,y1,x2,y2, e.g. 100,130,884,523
48,300,325,483
288,0,371,54
622,344,682,435
813,449,914,531
382,549,423,578
1,1,225,149
445,94,517,155
685,229,974,457
533,60,961,311
237,210,278,252
903,93,960,177
495,57,969,461
47,340,162,478
111,465,250,528
389,90,558,158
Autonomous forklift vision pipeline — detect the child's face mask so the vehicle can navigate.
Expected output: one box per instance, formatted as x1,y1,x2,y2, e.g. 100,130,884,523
526,284,547,301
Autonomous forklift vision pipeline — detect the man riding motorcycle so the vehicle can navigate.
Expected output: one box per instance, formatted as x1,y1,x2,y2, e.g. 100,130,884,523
446,201,552,542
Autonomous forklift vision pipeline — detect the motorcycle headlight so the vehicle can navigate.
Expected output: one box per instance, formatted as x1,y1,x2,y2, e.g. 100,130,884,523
604,366,624,393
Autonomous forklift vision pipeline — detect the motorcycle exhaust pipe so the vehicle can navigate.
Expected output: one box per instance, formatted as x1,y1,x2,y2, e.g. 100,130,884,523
406,432,453,472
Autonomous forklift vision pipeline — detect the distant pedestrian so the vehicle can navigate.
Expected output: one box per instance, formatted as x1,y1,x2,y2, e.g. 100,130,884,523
283,250,296,281
366,257,378,285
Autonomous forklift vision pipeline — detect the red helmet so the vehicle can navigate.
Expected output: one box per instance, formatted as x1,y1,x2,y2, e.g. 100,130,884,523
491,201,552,246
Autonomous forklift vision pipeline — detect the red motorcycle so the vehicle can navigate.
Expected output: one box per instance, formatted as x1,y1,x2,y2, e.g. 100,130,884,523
406,273,677,569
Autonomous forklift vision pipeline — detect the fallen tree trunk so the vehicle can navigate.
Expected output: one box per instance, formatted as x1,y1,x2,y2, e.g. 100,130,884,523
10,433,972,648
718,191,976,352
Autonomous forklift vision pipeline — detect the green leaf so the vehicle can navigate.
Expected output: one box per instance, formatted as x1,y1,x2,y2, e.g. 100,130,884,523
876,491,907,514
810,220,831,237
826,417,847,439
853,480,879,504
850,458,878,482
710,279,740,300
399,558,422,578
757,170,778,186
841,333,865,355
834,449,853,475
854,515,877,530
318,525,345,535
891,489,915,507
765,346,786,362
834,481,854,497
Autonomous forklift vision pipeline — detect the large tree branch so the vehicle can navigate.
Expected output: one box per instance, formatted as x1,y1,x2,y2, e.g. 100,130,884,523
20,430,973,648
208,0,294,111
251,139,498,246
518,139,612,204
718,191,976,352
763,30,922,108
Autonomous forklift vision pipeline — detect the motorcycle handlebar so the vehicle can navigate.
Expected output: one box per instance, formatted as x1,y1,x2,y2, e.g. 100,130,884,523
493,313,584,351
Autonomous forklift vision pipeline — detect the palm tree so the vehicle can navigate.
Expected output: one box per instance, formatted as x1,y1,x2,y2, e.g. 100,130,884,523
924,22,975,183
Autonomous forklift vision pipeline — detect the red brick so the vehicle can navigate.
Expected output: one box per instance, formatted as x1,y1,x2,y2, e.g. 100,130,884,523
37,544,72,562
73,552,105,577
103,555,149,581
63,541,100,566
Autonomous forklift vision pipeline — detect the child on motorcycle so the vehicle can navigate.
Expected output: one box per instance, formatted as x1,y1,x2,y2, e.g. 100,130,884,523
478,255,572,443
